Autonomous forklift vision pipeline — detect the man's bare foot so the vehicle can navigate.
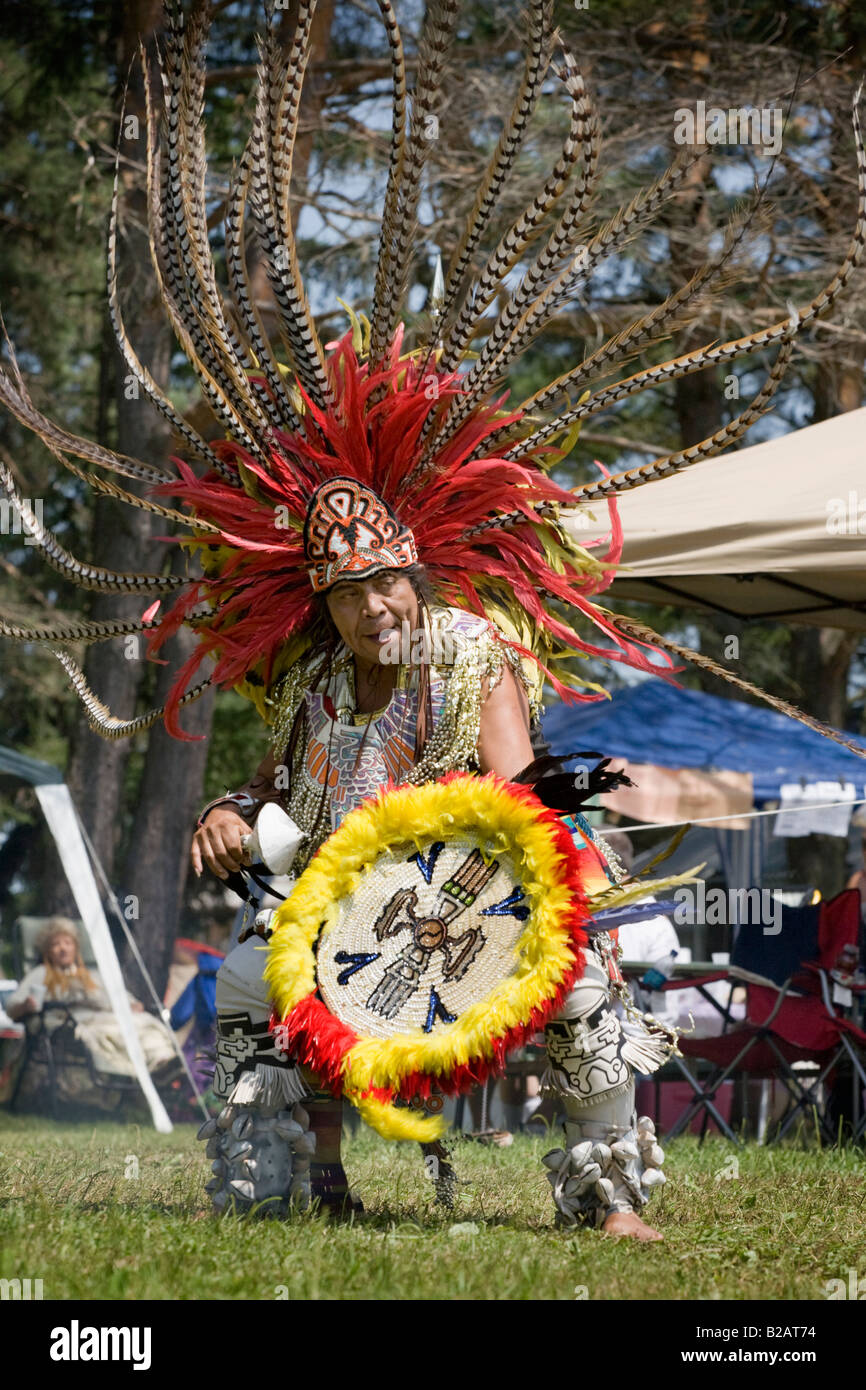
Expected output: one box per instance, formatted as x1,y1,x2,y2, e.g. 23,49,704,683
602,1210,663,1242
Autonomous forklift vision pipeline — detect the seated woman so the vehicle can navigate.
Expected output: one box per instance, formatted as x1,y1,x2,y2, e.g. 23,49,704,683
7,917,178,1086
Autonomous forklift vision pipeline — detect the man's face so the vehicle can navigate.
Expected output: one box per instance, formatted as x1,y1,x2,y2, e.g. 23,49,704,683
326,571,419,666
47,934,77,968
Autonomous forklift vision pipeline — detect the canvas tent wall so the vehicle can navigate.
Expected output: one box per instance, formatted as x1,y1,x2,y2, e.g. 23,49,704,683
564,409,866,630
0,744,171,1131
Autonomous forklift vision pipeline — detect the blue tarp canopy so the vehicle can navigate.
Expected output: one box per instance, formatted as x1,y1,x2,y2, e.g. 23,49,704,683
541,680,866,802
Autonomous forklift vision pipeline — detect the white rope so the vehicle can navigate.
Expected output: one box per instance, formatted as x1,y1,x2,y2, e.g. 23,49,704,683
614,796,866,834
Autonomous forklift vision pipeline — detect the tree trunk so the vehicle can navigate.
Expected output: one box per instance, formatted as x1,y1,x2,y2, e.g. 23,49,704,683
120,546,216,1000
54,1,171,912
104,0,218,996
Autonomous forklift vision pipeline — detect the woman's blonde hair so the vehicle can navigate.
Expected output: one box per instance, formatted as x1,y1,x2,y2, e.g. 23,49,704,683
37,917,98,999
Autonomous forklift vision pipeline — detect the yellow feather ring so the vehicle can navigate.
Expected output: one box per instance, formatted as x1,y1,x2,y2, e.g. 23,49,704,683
264,772,590,1141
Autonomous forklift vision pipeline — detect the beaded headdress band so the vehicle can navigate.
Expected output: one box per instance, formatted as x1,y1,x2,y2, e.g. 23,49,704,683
304,478,418,594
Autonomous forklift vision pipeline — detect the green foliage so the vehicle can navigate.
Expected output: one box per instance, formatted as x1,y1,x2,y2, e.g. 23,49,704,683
204,691,273,800
0,41,109,382
0,26,113,777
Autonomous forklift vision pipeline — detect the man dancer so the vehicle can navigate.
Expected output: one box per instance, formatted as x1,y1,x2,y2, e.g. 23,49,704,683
192,479,668,1239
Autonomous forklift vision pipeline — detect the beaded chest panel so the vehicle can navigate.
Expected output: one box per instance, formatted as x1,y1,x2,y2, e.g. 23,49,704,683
303,682,447,829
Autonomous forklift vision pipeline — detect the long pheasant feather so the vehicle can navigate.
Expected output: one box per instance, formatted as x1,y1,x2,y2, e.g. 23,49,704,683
466,331,796,537
568,331,796,501
439,148,699,449
439,45,597,375
1,615,158,644
609,615,866,760
108,145,221,470
521,196,764,420
142,39,253,476
369,0,409,365
53,453,220,534
508,85,866,462
0,359,170,486
161,1,272,440
52,649,212,740
224,143,302,431
247,10,333,409
0,457,191,594
368,0,461,362
438,0,554,330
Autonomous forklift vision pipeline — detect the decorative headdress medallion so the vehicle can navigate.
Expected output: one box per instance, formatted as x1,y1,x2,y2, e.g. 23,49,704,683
304,477,418,593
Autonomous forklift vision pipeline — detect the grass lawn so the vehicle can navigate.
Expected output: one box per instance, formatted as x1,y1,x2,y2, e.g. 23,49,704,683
0,1112,863,1301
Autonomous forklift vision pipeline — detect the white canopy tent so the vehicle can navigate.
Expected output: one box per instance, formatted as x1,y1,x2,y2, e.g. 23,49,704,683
0,745,172,1132
566,408,866,630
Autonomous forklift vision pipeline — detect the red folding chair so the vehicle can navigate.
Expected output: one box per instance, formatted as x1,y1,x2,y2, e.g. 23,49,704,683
662,889,866,1144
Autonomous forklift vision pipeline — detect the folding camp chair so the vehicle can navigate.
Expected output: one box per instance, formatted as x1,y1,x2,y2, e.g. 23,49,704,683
9,916,141,1117
9,1002,141,1118
662,889,866,1144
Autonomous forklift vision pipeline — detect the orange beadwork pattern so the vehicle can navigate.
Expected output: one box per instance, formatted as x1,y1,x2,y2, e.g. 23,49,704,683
304,476,418,593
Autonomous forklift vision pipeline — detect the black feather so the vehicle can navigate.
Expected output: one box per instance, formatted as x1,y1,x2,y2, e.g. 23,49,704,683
511,750,634,812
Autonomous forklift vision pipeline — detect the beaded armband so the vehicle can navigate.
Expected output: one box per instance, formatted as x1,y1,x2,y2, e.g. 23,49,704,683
196,791,259,828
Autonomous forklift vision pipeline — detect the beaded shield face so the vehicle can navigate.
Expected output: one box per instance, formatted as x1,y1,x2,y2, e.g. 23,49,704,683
316,836,530,1040
265,774,590,1143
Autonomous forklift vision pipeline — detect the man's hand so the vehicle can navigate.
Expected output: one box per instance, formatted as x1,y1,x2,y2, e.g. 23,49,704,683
191,807,249,880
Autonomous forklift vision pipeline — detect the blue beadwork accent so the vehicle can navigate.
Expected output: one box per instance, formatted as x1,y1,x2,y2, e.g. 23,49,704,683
424,987,457,1033
409,840,445,884
565,812,618,886
480,887,530,920
334,950,381,985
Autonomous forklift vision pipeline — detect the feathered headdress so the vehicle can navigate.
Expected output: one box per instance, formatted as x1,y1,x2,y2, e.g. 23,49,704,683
2,0,865,754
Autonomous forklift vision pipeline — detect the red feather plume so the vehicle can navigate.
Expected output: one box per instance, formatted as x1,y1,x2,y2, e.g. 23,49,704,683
146,330,671,736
